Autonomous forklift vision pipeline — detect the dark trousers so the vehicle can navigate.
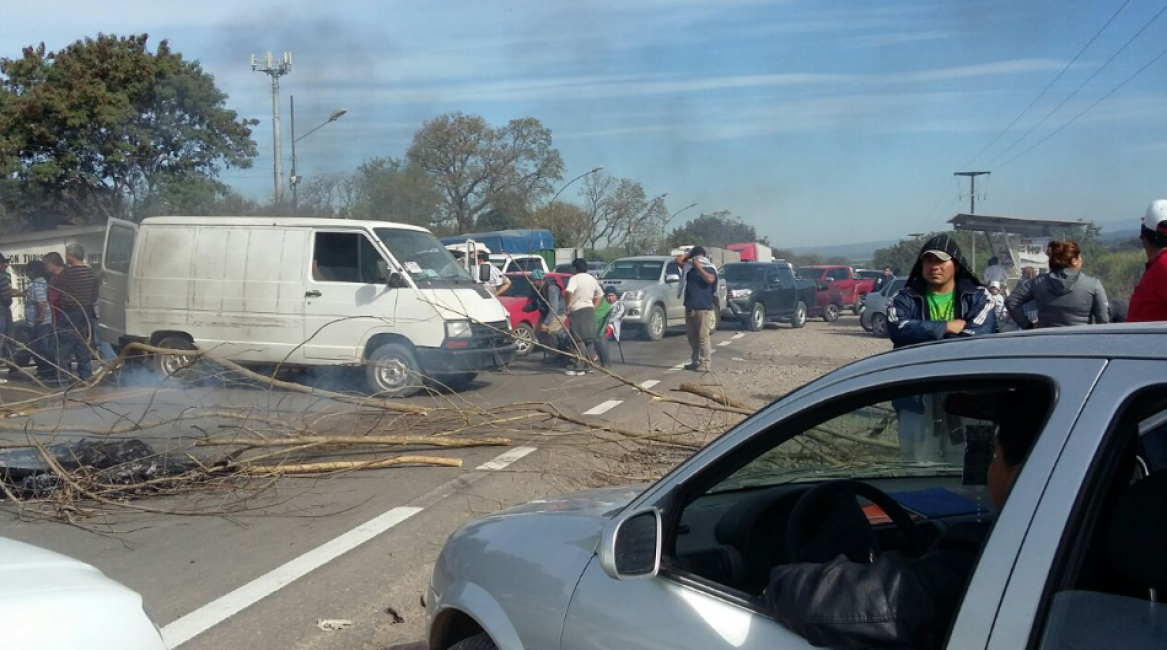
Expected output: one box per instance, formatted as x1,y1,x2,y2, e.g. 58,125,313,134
55,306,93,381
567,307,597,371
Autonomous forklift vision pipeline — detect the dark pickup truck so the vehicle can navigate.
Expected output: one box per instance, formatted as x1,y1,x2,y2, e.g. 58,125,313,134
720,262,817,330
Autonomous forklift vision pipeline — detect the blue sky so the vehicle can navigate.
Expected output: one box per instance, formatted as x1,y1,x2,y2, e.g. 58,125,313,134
6,0,1167,246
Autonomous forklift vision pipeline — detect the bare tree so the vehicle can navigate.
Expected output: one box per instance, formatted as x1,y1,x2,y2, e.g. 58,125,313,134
406,112,563,233
297,172,360,217
579,173,660,250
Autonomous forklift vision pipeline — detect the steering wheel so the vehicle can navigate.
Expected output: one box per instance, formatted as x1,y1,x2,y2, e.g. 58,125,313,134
785,479,927,564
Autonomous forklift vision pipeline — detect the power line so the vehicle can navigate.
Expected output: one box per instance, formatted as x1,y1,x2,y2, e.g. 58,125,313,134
960,0,1132,170
982,1,1167,169
998,37,1167,169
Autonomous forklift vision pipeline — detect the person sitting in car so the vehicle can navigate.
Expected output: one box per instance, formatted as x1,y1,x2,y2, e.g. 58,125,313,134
765,391,1044,650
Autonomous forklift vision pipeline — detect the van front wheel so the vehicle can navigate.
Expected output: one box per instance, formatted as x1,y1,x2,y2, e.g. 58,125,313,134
154,335,198,380
366,342,423,398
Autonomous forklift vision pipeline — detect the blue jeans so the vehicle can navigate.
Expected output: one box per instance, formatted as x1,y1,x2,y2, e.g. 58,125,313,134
55,307,93,381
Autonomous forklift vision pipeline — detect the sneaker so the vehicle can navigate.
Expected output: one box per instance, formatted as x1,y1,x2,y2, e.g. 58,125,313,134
695,365,712,373
565,369,582,376
683,362,700,371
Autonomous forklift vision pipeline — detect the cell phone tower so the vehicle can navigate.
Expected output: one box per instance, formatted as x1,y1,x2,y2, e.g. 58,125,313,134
252,52,292,204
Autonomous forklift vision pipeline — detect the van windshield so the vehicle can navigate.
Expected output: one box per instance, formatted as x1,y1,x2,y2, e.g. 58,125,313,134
375,229,475,287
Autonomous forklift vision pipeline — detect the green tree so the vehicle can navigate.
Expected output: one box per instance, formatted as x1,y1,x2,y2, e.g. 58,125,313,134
0,34,257,228
532,201,590,248
666,210,758,249
407,112,563,233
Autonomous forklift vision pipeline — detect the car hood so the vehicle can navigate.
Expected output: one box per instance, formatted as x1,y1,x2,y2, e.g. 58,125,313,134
491,484,647,519
597,278,658,293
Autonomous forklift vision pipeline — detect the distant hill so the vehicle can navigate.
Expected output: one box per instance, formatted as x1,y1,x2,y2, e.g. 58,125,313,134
787,239,898,262
1095,218,1139,245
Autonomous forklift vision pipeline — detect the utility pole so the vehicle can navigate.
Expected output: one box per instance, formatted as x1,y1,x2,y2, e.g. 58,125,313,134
252,52,292,204
290,95,299,215
953,171,990,214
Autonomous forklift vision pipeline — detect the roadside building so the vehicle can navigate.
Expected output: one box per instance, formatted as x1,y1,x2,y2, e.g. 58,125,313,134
0,226,105,321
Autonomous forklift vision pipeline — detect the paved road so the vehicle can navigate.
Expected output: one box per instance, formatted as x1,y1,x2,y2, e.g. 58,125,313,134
0,316,850,650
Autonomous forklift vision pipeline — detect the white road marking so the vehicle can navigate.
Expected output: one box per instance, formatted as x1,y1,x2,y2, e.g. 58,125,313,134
638,379,661,390
732,332,745,340
666,362,687,374
718,341,732,347
161,445,537,648
583,400,623,416
476,446,537,470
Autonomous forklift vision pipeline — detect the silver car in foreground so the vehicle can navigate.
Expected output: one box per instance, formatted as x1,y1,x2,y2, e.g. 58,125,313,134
428,326,1167,650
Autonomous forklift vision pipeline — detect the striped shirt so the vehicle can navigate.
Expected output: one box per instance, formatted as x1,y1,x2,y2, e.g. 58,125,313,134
52,264,98,310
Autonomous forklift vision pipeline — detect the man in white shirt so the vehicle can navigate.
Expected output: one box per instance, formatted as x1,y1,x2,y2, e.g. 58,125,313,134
982,256,1009,292
564,258,603,375
476,250,511,296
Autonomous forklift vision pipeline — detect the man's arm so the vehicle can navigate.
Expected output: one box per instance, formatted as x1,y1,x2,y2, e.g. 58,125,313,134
591,285,602,308
1005,279,1034,329
959,288,997,336
887,292,946,347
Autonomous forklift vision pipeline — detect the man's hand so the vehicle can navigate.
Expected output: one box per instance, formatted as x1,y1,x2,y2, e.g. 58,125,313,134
944,319,967,335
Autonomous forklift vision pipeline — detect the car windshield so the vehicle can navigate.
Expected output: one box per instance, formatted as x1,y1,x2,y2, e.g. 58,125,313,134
722,264,767,281
374,228,475,287
499,274,537,299
601,260,663,281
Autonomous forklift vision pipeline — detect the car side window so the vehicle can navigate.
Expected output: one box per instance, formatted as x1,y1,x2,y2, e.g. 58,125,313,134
664,262,681,280
778,267,795,284
1034,388,1167,649
313,232,384,283
665,379,1054,623
828,268,849,282
765,268,780,283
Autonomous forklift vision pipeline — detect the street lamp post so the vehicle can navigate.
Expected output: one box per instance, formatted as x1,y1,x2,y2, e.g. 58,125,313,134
289,95,347,215
661,202,698,248
628,192,668,255
548,166,604,238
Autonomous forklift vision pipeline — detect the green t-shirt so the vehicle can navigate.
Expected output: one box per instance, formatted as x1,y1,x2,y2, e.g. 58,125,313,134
595,298,612,328
926,290,956,321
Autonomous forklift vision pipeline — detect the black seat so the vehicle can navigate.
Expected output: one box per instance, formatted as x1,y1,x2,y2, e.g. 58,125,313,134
1107,470,1167,598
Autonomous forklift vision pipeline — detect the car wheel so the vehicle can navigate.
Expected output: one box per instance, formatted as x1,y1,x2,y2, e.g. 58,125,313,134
709,307,721,334
365,342,422,397
747,302,765,331
860,311,873,332
153,334,199,379
512,322,535,357
791,301,807,329
644,304,666,341
823,303,840,323
449,634,497,650
871,313,888,338
433,372,477,391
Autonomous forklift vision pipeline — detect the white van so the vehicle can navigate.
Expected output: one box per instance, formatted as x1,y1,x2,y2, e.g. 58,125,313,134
97,216,516,396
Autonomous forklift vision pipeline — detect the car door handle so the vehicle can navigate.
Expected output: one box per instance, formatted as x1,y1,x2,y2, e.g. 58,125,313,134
305,290,322,298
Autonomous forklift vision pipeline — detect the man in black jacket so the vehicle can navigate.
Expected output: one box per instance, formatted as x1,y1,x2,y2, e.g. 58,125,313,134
766,391,1044,650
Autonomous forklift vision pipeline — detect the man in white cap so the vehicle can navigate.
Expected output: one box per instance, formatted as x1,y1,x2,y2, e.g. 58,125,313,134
1128,200,1167,322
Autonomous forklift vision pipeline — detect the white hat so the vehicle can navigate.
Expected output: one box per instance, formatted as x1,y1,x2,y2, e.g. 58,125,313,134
1144,200,1167,234
989,280,1001,290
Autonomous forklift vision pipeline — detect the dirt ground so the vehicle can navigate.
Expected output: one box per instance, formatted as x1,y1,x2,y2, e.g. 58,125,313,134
714,317,892,408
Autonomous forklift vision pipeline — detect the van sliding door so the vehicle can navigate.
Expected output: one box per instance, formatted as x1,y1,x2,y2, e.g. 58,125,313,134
97,218,137,346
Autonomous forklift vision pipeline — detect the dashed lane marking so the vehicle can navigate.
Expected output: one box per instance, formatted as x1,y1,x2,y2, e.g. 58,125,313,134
161,445,537,648
718,341,732,346
583,400,623,416
476,446,538,471
666,362,687,374
732,332,746,340
638,380,661,390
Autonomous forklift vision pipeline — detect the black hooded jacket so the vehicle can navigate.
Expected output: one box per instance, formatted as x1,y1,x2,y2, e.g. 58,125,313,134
887,234,996,348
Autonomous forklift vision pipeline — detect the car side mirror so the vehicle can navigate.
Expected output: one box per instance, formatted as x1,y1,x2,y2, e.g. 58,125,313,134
664,274,681,283
387,271,409,288
478,263,493,283
817,283,829,291
599,507,661,580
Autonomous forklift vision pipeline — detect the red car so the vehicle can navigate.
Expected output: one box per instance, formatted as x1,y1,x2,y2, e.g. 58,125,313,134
499,272,572,357
796,265,877,315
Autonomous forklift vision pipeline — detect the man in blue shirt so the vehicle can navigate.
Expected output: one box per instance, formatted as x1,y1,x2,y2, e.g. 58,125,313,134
675,246,718,372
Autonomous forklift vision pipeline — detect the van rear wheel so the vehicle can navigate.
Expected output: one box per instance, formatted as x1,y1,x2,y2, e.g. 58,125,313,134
366,342,423,398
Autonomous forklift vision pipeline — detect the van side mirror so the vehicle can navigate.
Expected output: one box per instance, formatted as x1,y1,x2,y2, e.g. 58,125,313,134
599,507,661,580
376,260,390,282
478,263,493,283
387,271,409,288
